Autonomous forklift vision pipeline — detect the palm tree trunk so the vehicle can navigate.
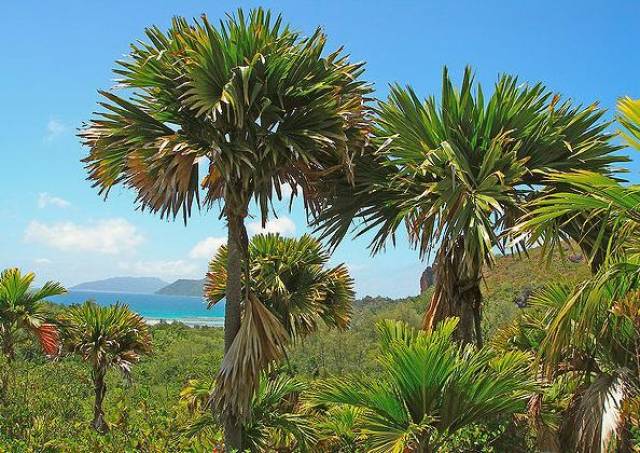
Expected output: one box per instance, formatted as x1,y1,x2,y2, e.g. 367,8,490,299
423,244,483,346
1,328,15,362
92,367,108,433
222,206,247,451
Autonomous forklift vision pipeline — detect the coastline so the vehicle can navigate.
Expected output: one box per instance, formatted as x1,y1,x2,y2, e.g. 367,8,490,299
144,316,224,328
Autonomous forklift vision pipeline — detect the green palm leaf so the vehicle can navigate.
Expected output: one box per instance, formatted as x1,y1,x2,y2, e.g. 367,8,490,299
312,318,535,452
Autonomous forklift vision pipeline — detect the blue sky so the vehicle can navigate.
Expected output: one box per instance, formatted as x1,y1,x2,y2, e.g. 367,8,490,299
1,0,638,297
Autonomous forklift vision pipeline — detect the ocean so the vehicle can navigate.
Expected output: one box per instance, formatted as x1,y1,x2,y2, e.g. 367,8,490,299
49,291,225,327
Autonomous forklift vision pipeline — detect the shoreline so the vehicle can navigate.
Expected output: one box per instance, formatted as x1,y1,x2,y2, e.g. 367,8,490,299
144,317,224,328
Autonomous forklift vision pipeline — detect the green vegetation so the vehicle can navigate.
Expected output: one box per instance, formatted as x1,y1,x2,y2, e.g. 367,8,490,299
3,6,640,452
0,251,595,451
312,319,535,452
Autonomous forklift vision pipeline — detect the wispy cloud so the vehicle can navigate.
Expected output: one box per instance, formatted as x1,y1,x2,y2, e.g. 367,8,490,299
24,218,144,255
247,216,296,236
38,192,71,209
44,119,67,142
189,236,226,259
34,258,52,265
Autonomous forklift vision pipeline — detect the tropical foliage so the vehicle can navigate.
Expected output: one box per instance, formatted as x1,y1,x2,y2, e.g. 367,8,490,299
0,268,65,361
204,233,354,434
314,66,624,346
312,319,535,452
59,302,152,432
181,372,316,451
6,4,640,452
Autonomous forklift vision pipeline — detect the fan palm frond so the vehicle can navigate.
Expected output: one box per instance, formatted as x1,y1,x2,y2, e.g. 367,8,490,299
312,318,535,452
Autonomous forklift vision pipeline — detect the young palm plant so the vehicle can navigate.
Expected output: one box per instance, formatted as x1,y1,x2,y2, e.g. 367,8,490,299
79,9,369,448
181,372,316,452
204,233,354,440
59,301,152,433
0,268,65,361
315,67,623,345
312,318,535,453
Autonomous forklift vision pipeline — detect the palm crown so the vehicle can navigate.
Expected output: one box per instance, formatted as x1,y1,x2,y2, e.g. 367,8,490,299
60,301,152,376
0,268,65,360
206,233,353,339
79,8,370,223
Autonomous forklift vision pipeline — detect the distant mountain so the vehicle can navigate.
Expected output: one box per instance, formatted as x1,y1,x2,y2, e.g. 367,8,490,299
155,279,206,297
71,277,168,294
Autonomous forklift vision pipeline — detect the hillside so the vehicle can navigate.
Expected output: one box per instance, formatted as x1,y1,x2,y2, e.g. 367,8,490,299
71,276,168,294
480,246,590,336
155,278,206,297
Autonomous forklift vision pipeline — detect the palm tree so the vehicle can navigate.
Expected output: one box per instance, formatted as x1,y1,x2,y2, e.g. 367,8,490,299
79,9,369,448
312,318,535,453
204,233,354,436
496,267,640,452
59,301,152,433
315,67,623,345
181,372,316,452
0,268,65,361
503,165,640,451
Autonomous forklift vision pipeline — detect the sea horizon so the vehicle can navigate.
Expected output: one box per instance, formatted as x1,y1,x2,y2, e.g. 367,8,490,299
50,290,225,327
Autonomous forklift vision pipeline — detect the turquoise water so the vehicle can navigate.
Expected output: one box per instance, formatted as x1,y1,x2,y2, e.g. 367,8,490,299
50,291,225,327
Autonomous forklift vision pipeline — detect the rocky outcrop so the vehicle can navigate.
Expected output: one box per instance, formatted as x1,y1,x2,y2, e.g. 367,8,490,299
420,266,435,293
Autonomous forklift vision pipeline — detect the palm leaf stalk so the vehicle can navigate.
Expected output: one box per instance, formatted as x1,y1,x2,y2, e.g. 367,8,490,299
312,318,536,453
205,233,354,431
315,66,623,345
0,268,66,361
59,302,152,433
79,8,370,449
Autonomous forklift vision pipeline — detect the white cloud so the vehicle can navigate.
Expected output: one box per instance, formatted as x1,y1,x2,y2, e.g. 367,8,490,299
189,236,226,259
38,192,71,209
247,216,296,236
118,259,201,280
34,258,52,265
24,218,144,255
44,119,67,142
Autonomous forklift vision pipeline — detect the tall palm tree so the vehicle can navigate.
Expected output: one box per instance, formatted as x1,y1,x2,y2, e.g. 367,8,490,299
204,233,354,437
0,268,65,361
181,372,316,452
59,301,152,433
315,67,623,345
312,318,535,453
79,9,369,448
